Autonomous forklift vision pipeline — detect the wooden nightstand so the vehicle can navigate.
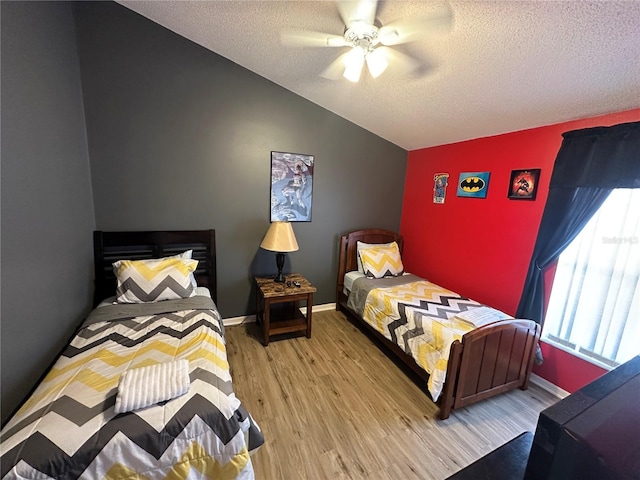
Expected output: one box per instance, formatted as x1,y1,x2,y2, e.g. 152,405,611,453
255,273,316,346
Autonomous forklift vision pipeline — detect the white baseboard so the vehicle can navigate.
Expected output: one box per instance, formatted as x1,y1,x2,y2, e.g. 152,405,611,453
300,303,335,314
223,314,256,327
222,303,336,327
529,373,569,399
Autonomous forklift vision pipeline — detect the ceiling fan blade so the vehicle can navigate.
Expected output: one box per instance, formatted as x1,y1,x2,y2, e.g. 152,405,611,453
281,30,348,47
376,46,420,74
365,48,388,78
337,0,378,27
378,8,453,46
320,52,351,80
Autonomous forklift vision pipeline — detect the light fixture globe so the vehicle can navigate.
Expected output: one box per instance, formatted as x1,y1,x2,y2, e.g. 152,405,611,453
343,47,366,82
341,22,388,82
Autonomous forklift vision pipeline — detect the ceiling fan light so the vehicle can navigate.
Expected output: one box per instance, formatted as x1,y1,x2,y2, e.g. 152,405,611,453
343,47,365,82
343,62,363,82
366,49,388,78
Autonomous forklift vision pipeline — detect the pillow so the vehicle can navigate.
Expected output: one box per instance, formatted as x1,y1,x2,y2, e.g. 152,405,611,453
135,249,198,290
113,257,198,303
114,359,190,414
453,306,512,328
356,241,395,273
168,250,197,288
358,241,404,279
96,286,210,308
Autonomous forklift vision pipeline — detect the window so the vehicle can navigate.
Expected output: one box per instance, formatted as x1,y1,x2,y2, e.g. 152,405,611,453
543,188,640,368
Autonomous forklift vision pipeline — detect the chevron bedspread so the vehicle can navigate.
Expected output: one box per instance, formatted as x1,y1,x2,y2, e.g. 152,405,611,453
0,296,263,479
347,274,496,401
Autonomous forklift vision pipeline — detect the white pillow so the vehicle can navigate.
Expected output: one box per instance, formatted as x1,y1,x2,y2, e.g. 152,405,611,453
169,250,197,288
454,306,512,328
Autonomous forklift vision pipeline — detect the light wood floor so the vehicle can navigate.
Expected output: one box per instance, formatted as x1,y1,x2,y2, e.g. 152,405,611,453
226,309,559,480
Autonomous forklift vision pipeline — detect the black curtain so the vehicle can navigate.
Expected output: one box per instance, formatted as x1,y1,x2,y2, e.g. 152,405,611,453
515,187,612,326
516,121,640,362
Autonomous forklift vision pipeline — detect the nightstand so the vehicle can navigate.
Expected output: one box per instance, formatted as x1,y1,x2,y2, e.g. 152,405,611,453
254,273,316,346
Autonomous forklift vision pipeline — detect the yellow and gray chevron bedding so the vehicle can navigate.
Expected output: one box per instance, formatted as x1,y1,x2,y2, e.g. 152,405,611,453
349,275,492,401
0,297,264,480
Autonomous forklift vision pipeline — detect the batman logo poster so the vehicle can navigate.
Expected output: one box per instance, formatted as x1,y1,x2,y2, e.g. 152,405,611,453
460,177,485,192
457,172,490,198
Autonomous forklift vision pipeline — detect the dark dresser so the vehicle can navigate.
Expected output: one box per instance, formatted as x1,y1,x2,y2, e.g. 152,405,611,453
447,355,640,480
525,355,640,480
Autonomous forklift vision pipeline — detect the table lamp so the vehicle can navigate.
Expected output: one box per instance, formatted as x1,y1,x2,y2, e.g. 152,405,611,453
260,221,299,282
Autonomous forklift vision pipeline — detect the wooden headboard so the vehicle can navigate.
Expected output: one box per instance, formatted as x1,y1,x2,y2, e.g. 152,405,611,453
93,230,217,307
336,228,404,296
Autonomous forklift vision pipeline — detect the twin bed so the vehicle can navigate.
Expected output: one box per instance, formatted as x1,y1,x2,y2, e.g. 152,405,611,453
336,229,540,420
1,230,263,480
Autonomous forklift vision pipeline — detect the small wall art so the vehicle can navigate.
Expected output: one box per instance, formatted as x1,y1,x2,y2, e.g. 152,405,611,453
457,172,490,198
433,173,450,204
508,169,541,200
270,151,314,222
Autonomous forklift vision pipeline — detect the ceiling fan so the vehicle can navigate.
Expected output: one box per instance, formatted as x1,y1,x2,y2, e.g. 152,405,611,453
281,0,453,82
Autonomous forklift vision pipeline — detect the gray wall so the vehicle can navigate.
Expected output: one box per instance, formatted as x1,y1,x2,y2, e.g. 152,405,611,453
75,3,407,318
1,2,96,423
0,0,406,423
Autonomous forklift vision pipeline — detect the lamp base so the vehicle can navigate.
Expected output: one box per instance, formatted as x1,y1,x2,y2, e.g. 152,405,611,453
274,252,286,283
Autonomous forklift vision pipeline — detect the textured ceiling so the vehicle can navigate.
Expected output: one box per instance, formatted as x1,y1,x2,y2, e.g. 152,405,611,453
118,0,640,150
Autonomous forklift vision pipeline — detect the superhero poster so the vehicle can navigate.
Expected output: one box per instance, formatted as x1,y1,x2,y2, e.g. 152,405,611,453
433,173,449,203
270,151,314,222
508,169,541,200
457,172,490,198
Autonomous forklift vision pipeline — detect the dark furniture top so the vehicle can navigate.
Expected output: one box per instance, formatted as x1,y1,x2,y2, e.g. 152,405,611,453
446,355,640,480
93,230,217,307
447,431,534,480
526,355,640,480
255,273,317,298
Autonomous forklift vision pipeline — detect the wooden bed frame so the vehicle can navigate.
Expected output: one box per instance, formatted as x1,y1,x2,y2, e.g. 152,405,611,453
93,229,217,307
335,228,540,420
3,230,218,428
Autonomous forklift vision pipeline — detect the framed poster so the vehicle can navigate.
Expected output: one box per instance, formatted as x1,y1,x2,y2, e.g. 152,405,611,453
433,173,449,203
270,151,314,222
508,169,541,200
457,172,490,198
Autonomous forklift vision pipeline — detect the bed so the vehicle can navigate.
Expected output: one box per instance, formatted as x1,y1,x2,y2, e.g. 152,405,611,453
1,230,264,479
336,228,540,420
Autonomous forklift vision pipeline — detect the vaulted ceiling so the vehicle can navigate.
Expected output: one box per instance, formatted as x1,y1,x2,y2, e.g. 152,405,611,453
119,1,640,150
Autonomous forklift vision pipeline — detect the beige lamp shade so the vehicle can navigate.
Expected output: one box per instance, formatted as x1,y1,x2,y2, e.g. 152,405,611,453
260,221,299,253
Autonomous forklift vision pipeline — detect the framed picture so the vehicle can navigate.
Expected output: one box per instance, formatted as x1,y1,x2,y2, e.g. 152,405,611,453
508,169,541,200
433,173,449,204
457,172,490,198
270,151,314,222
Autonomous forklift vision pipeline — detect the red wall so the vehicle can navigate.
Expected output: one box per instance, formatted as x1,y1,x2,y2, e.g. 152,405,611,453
401,108,640,392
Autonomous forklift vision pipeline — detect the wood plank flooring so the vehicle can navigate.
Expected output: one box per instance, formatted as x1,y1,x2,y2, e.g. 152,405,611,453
225,309,559,480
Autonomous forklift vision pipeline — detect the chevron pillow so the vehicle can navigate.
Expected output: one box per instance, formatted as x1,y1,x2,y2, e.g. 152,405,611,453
356,241,395,273
359,242,405,279
113,257,199,303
